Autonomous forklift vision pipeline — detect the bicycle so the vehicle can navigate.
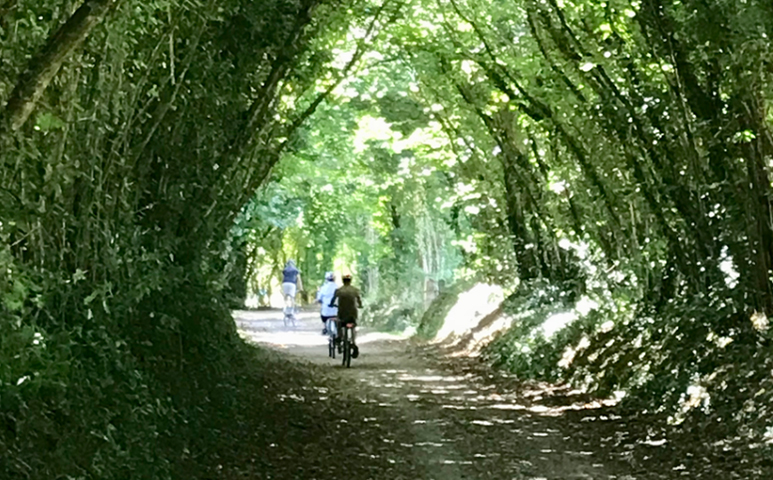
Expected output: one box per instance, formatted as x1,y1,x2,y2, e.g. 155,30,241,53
341,321,359,368
283,289,299,327
283,302,296,328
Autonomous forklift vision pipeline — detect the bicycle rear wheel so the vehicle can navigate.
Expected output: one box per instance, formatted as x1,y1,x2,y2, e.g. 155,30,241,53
329,337,335,358
342,337,350,367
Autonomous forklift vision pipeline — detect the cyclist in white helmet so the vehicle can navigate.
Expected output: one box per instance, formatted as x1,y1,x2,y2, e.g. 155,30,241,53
316,271,338,335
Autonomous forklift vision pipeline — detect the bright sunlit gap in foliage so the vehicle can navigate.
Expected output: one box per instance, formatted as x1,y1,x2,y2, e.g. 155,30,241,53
432,284,505,346
718,246,740,288
541,296,598,339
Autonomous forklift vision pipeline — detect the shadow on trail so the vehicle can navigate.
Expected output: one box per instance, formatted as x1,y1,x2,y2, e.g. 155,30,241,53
228,310,766,480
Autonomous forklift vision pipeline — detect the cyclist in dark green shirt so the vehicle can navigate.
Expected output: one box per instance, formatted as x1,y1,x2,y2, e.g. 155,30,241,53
329,274,362,344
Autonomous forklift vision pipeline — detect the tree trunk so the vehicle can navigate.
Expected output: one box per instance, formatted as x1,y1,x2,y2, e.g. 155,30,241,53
1,0,119,132
500,144,540,280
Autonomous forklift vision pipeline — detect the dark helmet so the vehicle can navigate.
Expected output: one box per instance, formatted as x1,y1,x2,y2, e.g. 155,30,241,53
342,274,352,282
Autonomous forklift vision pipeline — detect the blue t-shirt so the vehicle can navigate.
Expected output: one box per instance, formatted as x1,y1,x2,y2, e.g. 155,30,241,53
283,266,299,284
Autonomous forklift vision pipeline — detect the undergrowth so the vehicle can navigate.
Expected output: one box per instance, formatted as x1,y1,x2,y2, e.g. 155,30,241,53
361,297,419,333
0,282,290,479
479,279,773,442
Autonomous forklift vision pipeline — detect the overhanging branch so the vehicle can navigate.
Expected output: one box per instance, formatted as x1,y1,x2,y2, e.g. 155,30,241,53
280,0,400,145
1,0,122,132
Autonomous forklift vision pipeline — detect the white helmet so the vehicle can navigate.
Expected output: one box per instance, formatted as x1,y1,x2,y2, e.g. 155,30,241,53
325,271,335,281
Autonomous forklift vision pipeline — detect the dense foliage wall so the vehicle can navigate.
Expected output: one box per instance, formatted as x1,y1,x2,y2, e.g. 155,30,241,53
389,0,773,438
0,0,392,476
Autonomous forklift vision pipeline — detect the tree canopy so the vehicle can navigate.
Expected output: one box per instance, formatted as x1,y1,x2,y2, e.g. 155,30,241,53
3,0,773,477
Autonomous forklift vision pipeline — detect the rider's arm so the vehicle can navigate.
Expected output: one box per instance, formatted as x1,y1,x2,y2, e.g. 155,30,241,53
357,291,363,308
328,290,337,308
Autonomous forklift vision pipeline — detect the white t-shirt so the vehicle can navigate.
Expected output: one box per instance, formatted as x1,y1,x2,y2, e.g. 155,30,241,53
316,281,338,317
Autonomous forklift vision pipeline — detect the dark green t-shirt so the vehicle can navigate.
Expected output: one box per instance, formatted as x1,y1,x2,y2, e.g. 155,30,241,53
331,284,362,321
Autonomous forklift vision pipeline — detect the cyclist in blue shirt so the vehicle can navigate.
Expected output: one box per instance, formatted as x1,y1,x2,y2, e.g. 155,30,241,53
281,260,302,317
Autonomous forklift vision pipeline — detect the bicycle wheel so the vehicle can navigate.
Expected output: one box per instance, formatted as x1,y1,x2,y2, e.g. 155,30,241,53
329,337,335,358
344,326,353,368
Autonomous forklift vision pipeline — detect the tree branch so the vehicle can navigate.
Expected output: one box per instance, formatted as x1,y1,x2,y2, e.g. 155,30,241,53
281,0,399,144
1,0,121,132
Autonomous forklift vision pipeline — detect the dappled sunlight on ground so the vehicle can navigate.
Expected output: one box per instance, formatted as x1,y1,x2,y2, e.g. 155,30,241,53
234,310,409,349
235,310,327,347
358,331,412,344
231,309,758,479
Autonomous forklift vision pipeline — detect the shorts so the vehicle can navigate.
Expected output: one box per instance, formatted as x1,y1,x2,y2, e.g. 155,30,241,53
324,318,338,337
321,315,336,323
282,282,297,298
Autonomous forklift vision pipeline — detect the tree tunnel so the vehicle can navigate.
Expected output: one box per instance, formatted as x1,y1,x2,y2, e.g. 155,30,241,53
3,0,773,477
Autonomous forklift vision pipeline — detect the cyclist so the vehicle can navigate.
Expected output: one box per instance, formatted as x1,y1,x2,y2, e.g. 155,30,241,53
328,274,362,348
281,260,302,318
316,272,338,335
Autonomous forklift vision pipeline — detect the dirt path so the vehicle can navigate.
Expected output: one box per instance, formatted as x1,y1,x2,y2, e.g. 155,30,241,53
232,310,761,479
